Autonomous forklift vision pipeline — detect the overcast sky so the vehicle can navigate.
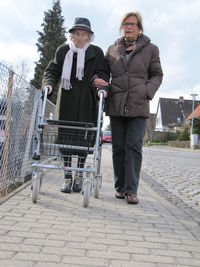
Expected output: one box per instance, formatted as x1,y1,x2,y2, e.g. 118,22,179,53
0,0,200,114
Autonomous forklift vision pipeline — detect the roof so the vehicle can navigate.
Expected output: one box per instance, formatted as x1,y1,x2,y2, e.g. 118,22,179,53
187,104,200,120
158,98,200,126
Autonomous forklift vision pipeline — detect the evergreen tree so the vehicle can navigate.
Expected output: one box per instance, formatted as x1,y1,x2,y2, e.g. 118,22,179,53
31,0,67,104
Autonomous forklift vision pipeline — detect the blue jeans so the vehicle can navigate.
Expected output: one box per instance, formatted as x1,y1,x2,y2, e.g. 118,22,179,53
110,116,146,195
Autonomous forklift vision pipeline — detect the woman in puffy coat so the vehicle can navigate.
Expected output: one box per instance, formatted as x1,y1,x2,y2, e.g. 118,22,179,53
42,17,109,193
105,12,163,204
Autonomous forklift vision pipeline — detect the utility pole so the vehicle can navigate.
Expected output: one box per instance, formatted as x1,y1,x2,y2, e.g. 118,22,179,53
190,93,198,149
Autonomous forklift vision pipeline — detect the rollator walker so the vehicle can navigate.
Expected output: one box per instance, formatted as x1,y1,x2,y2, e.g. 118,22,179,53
31,87,105,207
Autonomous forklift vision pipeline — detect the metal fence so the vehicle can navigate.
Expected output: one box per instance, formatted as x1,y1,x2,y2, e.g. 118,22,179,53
0,62,55,198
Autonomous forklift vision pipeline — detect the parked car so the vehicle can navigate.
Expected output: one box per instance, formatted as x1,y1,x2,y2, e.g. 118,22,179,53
101,130,112,143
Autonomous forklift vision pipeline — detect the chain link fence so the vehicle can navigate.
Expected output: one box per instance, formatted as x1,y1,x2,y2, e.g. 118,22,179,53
0,62,55,198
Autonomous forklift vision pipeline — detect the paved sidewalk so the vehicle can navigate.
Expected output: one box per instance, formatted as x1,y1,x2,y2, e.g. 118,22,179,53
0,147,200,266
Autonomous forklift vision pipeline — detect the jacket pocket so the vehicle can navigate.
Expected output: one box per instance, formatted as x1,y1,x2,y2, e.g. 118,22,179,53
130,84,148,104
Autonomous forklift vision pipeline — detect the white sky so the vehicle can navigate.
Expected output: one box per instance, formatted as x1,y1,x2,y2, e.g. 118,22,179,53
0,0,200,115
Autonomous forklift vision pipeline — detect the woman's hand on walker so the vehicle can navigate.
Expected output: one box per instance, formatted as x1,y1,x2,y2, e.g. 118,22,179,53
93,78,108,88
42,85,53,94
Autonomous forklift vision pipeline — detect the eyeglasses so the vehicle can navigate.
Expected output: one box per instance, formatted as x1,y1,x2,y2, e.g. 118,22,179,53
122,23,138,28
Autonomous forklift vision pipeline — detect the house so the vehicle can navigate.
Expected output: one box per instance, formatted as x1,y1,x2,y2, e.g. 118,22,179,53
155,97,200,132
187,103,200,120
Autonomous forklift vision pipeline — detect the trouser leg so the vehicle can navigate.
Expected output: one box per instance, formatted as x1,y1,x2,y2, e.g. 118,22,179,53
73,153,86,193
61,154,73,193
110,117,126,192
125,117,146,195
77,153,87,176
63,155,72,178
58,127,73,178
77,154,86,169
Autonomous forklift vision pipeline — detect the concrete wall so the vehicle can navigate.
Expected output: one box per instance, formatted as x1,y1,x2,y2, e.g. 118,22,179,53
168,139,200,149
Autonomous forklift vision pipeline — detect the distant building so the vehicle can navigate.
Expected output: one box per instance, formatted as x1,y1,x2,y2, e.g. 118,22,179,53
155,97,200,132
187,104,200,120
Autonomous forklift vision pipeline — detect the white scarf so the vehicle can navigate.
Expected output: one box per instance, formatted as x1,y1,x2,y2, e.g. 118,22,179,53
61,41,90,90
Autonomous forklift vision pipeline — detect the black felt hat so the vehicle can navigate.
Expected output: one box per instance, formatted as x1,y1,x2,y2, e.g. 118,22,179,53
69,17,94,34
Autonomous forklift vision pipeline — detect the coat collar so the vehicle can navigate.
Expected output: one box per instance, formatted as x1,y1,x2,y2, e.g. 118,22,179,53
116,34,150,55
66,44,96,62
85,45,96,62
112,34,151,70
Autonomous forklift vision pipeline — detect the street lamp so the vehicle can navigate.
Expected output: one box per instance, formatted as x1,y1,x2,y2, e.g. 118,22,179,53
190,93,198,135
190,93,198,149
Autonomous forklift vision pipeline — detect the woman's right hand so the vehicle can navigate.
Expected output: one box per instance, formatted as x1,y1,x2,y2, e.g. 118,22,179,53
42,85,53,94
93,78,108,88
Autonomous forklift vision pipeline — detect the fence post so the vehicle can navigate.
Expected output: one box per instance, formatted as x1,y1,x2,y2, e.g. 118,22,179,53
21,91,42,181
0,70,14,197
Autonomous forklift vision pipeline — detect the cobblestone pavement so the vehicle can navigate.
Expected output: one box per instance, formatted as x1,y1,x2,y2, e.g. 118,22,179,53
142,146,200,220
0,146,200,266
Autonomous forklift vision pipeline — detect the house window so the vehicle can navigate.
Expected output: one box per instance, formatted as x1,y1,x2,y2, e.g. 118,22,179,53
177,117,181,124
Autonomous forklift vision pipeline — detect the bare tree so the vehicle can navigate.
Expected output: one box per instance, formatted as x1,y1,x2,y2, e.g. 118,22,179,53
2,57,32,82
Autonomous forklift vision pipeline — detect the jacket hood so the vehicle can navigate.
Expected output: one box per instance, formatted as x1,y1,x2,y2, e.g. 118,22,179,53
114,34,151,48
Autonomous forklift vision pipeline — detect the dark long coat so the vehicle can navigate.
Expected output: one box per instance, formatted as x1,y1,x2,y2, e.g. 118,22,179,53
42,43,109,124
105,34,163,118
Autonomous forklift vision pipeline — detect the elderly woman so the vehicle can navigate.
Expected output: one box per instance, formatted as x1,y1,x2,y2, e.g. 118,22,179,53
42,17,109,193
105,12,163,204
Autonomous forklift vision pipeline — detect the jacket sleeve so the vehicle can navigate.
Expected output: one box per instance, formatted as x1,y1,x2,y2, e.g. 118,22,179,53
146,45,163,100
42,46,65,90
91,46,110,84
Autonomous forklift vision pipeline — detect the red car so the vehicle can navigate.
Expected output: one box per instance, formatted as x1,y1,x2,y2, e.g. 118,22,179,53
101,130,112,143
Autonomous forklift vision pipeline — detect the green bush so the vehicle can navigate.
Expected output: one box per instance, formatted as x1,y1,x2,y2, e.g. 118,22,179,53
193,116,200,135
166,132,179,141
178,128,190,141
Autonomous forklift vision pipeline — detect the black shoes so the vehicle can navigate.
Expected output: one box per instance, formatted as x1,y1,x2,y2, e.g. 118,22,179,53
72,172,83,193
115,191,139,204
60,178,72,193
61,172,83,193
115,191,125,199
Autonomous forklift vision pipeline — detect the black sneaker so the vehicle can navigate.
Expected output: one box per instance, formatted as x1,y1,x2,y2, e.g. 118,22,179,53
72,173,83,193
60,178,72,193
